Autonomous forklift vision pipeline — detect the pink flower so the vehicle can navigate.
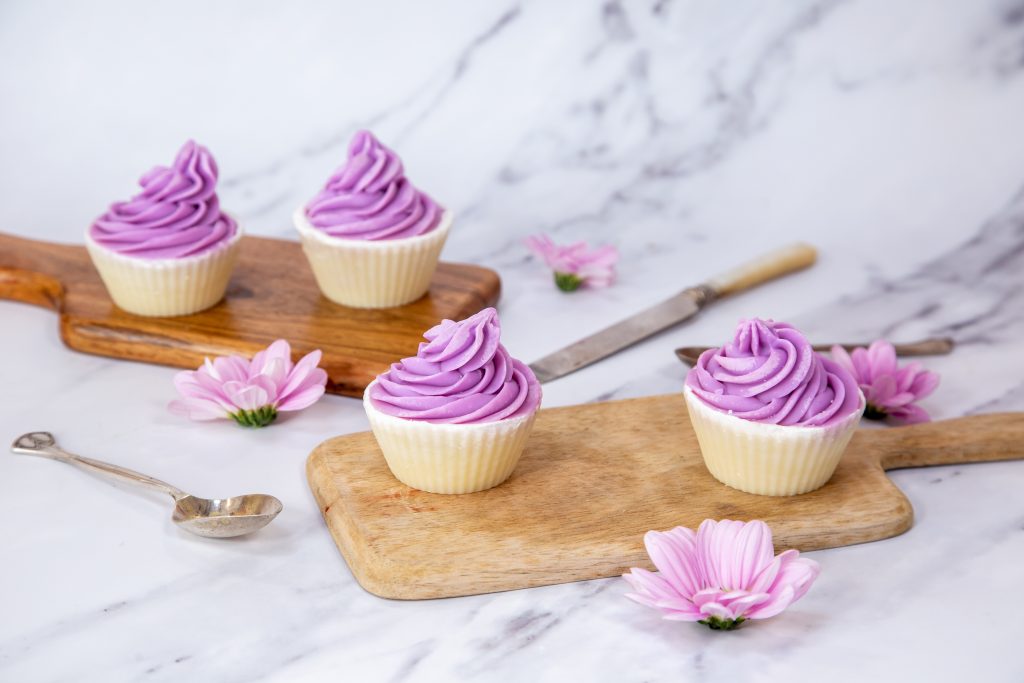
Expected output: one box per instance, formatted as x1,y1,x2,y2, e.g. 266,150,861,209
623,519,819,630
524,234,619,292
169,340,328,427
831,340,940,424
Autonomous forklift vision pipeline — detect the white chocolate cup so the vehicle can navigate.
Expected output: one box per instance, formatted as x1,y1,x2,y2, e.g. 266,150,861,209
363,381,537,494
84,227,242,317
684,384,865,496
293,208,452,309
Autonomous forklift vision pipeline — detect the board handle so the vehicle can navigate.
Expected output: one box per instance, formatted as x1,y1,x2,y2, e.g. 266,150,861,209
878,413,1024,470
0,233,81,311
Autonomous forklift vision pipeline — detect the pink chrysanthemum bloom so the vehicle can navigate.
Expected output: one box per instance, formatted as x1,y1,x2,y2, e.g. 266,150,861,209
524,234,619,292
831,340,939,424
169,340,328,427
623,519,820,631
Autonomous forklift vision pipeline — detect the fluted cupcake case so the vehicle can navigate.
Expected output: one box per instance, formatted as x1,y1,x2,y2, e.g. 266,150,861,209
684,384,865,496
364,381,537,495
85,228,242,317
294,208,452,309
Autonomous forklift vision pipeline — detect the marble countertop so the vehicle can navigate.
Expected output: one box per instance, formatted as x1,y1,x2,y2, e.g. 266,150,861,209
2,1,1024,680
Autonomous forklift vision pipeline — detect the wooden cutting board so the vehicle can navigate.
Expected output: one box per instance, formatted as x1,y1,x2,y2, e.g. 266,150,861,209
0,232,499,396
307,394,1024,600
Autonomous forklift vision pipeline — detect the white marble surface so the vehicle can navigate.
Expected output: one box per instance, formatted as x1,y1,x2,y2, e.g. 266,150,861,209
2,1,1024,680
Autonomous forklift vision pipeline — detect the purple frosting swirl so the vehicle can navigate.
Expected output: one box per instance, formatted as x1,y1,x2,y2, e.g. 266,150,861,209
305,130,443,240
89,140,238,259
369,308,541,424
685,318,862,427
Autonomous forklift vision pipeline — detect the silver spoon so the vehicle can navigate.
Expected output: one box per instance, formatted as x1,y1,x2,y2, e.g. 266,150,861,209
11,432,283,538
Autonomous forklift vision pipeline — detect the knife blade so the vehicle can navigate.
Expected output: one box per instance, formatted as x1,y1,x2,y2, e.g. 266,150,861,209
528,243,817,383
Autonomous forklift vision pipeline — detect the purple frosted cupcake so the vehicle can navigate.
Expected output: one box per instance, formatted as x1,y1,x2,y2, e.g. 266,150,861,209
364,308,542,494
85,140,241,316
294,130,452,308
683,318,865,496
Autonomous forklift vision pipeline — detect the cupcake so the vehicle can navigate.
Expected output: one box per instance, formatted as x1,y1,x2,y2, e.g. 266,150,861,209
364,307,542,494
684,319,865,496
294,130,452,308
85,140,241,317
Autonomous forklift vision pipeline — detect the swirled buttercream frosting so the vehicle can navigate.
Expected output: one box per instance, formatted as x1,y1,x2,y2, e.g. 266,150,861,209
369,308,541,424
685,318,862,427
88,140,238,259
305,130,443,240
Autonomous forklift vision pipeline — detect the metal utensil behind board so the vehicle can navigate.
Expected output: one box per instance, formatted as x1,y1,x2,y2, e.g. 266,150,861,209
674,337,955,366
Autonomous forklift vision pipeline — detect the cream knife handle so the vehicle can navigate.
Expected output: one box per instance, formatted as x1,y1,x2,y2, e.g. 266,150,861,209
706,243,817,298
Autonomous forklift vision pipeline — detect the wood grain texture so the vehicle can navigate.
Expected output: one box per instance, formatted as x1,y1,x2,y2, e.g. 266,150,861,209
306,394,1024,600
0,232,500,396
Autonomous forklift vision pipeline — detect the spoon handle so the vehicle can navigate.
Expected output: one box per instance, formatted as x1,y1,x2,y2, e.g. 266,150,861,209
11,432,186,499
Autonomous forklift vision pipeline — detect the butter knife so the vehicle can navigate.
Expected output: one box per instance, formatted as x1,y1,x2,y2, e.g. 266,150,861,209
528,243,818,383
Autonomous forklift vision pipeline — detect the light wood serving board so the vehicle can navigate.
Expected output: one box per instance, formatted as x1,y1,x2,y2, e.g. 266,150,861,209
307,394,1024,600
0,233,499,396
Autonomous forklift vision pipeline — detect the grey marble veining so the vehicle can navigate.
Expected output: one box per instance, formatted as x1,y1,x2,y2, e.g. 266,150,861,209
1,1,1024,681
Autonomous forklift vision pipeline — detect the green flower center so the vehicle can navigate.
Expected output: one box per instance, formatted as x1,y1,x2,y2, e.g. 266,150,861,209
554,272,583,292
863,402,888,420
230,405,278,428
698,616,746,631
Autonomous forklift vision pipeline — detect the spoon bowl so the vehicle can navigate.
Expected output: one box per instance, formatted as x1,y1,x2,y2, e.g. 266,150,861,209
172,493,283,538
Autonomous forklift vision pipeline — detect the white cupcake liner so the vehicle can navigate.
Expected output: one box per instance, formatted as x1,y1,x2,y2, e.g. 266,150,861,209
84,227,242,317
363,382,537,494
683,384,865,496
293,208,452,309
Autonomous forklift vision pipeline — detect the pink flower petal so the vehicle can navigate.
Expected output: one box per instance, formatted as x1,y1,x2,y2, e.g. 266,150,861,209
212,355,249,383
624,568,679,604
850,347,873,384
747,554,783,595
734,519,775,589
177,372,234,410
258,357,288,393
170,340,327,425
745,584,795,620
276,350,324,400
830,345,856,377
526,233,618,288
721,592,772,619
223,381,270,412
653,595,705,613
623,519,820,628
698,601,736,620
691,587,725,607
890,403,931,424
252,339,292,378
660,610,705,622
168,397,227,420
867,340,898,378
644,528,703,599
871,375,898,404
623,590,660,609
909,370,940,400
276,375,327,412
699,519,746,591
895,363,922,393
